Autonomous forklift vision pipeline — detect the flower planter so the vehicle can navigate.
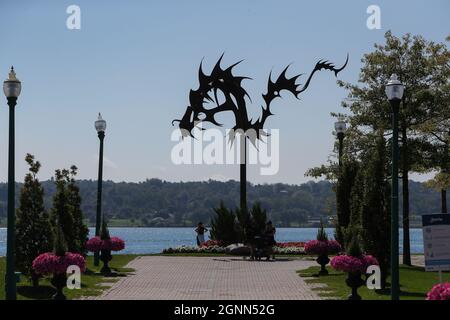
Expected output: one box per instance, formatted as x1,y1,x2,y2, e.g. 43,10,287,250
345,271,365,300
51,272,68,300
100,249,112,275
330,254,379,300
32,252,85,300
316,254,330,275
86,236,124,275
305,240,341,275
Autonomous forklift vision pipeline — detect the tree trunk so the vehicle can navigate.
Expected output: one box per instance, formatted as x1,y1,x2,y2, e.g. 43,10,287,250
442,189,448,214
401,125,411,266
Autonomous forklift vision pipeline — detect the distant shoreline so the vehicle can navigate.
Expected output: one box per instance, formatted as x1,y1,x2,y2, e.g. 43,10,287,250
0,226,424,229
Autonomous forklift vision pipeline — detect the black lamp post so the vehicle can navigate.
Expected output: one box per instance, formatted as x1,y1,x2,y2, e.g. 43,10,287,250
3,67,21,300
385,73,404,300
94,113,106,266
334,116,346,167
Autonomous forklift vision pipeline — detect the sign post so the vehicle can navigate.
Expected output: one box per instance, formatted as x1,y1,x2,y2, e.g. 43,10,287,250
422,214,450,280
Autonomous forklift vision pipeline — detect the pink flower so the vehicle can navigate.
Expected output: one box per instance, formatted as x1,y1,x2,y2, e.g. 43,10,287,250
305,240,342,255
330,254,379,273
427,283,450,300
32,252,86,275
85,236,125,252
104,237,126,252
86,236,103,252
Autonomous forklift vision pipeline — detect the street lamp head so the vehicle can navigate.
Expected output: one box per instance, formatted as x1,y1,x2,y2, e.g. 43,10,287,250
95,113,107,132
385,74,404,102
3,66,21,98
334,116,347,134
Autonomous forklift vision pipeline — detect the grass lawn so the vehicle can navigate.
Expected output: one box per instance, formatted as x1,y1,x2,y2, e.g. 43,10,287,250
298,264,450,300
0,254,136,300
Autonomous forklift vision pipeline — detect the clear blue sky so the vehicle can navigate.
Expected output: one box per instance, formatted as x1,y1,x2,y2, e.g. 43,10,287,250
0,0,448,184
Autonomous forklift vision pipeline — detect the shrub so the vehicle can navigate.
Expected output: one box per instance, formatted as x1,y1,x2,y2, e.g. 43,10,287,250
210,202,240,245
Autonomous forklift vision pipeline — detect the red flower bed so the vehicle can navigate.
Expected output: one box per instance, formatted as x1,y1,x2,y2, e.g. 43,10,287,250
32,252,86,275
200,240,223,247
275,242,305,248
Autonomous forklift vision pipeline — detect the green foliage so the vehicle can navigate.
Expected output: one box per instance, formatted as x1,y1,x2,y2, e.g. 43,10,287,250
358,135,391,287
316,219,328,241
100,217,111,241
15,154,53,278
210,202,239,245
345,226,363,258
250,202,267,236
67,166,89,255
210,202,270,245
53,224,68,257
50,169,75,252
337,31,450,262
335,159,359,245
50,167,89,254
0,179,445,228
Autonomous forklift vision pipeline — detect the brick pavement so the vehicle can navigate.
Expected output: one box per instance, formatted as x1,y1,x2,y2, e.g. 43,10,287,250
85,256,321,300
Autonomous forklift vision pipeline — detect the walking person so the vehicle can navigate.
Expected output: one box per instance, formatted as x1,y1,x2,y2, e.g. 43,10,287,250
195,222,208,246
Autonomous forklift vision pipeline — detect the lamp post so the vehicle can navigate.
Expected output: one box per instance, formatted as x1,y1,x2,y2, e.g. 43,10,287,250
3,67,21,300
94,113,106,266
385,74,404,301
334,116,346,168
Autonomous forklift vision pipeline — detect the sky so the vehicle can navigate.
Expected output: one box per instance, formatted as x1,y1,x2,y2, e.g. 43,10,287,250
0,0,448,184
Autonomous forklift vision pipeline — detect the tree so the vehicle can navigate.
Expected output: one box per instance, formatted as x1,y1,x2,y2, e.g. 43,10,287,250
210,202,240,245
419,83,450,213
357,135,391,288
337,31,450,265
50,169,76,253
335,158,360,245
67,165,89,255
316,218,328,241
15,154,53,287
250,202,267,236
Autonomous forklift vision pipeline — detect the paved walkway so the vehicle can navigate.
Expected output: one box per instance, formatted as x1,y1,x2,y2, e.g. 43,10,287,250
86,256,320,300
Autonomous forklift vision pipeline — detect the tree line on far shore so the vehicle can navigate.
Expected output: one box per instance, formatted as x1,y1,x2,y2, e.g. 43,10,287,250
0,177,444,228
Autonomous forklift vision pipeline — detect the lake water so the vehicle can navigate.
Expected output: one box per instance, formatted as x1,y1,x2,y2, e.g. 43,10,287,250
0,227,424,256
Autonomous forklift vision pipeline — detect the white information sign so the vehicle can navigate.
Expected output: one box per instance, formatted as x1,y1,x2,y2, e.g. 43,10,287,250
422,214,450,272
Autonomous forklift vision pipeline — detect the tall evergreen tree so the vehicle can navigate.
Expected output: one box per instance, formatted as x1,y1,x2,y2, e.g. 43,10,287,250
335,159,359,246
50,169,76,253
15,154,53,287
250,202,268,236
67,165,89,255
358,135,391,289
210,202,240,245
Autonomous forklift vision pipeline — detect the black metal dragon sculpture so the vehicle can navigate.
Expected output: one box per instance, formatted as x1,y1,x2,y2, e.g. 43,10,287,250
172,54,348,142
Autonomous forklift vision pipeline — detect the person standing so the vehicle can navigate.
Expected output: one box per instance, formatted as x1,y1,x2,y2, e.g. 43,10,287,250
195,222,208,246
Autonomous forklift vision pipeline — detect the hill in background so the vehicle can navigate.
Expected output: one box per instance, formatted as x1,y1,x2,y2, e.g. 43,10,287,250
0,179,444,227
